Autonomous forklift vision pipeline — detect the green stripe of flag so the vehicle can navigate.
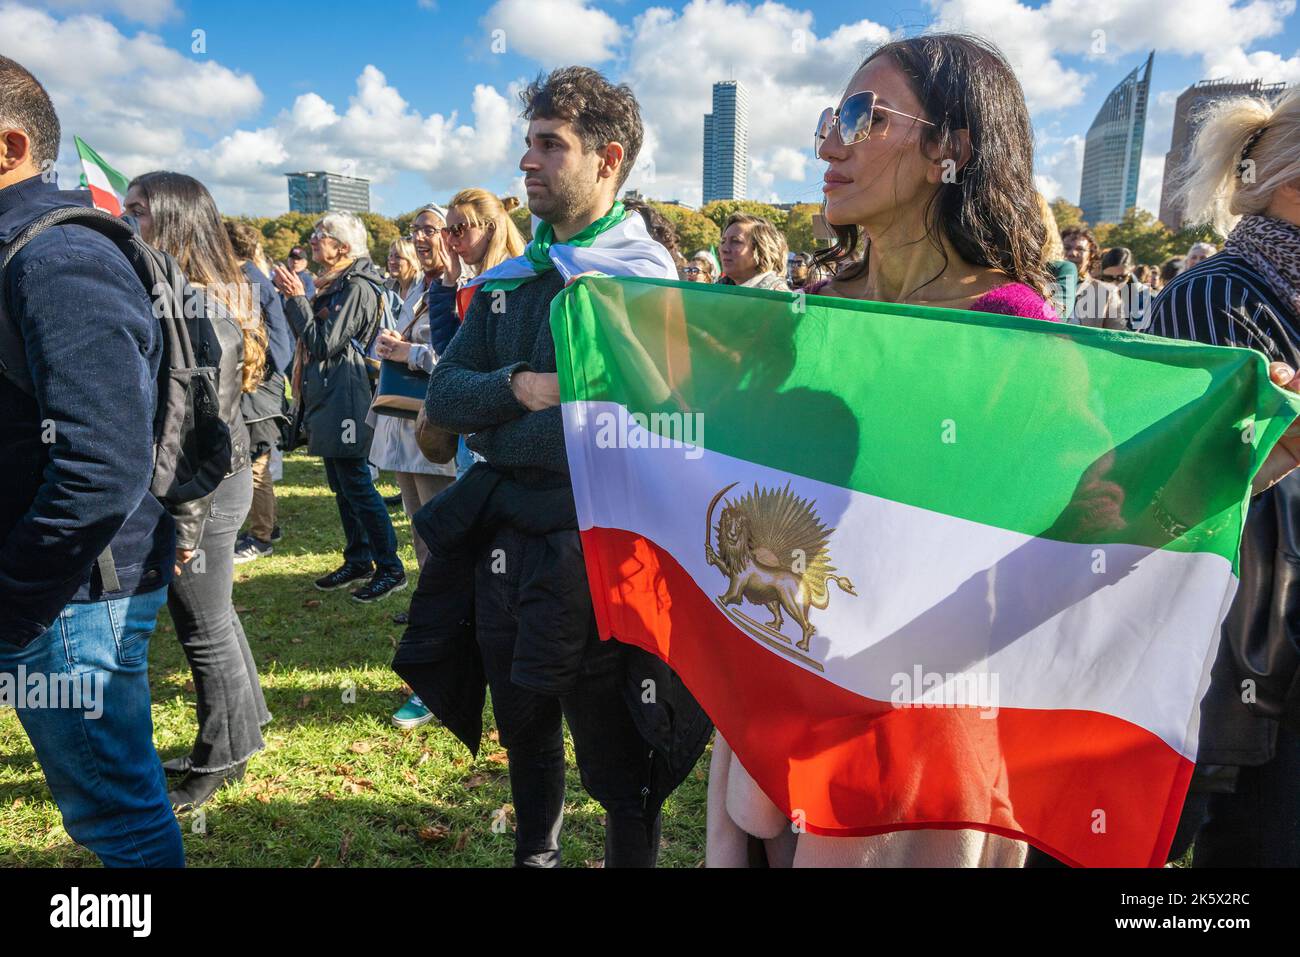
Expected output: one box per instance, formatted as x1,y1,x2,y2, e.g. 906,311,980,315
552,276,1300,564
74,136,131,196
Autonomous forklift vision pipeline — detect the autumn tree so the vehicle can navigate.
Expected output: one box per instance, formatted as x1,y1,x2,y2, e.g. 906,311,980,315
358,212,401,266
650,202,719,256
509,204,533,241
1050,199,1085,233
699,199,788,234
1092,207,1184,266
782,203,825,255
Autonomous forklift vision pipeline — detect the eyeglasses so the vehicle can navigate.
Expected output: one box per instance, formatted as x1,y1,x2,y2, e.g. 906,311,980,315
683,266,702,275
407,225,440,239
814,91,935,154
310,229,338,243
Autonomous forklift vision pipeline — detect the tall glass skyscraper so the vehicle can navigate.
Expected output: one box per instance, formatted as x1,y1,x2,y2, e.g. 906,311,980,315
702,81,749,204
1079,53,1154,226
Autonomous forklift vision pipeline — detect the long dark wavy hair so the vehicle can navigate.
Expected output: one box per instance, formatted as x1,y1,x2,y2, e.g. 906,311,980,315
813,34,1051,300
129,171,266,391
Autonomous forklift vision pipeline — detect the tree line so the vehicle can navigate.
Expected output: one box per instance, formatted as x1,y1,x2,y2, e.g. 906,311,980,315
1048,199,1221,266
231,199,829,270
235,198,1205,271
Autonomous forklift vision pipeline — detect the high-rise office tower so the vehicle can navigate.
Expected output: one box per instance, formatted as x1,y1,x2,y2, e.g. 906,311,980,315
1158,78,1290,229
702,81,749,204
286,171,371,214
1079,52,1154,226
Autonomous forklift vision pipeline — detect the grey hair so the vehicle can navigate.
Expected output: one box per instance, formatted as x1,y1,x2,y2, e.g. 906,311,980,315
315,211,370,260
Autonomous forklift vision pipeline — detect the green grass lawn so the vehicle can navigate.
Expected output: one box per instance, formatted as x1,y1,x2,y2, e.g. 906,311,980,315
0,452,710,867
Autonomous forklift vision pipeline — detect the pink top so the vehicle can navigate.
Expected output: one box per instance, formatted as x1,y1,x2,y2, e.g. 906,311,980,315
804,278,1059,322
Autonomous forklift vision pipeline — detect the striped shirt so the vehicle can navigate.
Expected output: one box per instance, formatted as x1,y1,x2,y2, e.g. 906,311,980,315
1147,253,1300,365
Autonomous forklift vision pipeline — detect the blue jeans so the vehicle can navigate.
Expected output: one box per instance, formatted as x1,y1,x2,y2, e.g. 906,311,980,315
0,587,183,867
323,455,402,575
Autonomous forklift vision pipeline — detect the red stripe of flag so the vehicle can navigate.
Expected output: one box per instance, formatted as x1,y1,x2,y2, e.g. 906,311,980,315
580,525,1192,868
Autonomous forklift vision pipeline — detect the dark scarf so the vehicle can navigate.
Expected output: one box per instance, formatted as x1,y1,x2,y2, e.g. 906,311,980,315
1225,214,1300,320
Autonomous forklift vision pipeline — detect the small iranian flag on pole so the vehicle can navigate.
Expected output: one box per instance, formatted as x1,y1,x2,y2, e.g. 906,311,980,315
74,136,130,215
552,276,1300,868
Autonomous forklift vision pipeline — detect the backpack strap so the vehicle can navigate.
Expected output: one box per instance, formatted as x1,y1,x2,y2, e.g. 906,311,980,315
0,207,137,396
0,207,138,592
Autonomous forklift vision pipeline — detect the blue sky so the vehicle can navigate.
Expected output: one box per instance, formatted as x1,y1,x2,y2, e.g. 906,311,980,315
3,0,1298,217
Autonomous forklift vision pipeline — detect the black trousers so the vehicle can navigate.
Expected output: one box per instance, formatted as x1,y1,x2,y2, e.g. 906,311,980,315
476,526,660,868
1180,723,1300,867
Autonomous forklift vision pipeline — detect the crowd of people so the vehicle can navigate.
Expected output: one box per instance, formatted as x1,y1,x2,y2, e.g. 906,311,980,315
2,30,1300,869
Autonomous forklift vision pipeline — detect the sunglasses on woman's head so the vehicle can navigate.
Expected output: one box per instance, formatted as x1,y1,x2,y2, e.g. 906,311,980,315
814,91,935,153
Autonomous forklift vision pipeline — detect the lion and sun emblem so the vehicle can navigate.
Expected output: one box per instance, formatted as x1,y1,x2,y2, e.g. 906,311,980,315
705,481,856,671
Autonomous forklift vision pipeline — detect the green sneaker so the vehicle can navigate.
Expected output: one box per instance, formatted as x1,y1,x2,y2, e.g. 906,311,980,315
392,694,434,730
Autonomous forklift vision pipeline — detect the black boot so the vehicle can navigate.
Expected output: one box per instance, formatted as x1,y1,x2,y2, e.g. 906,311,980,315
162,755,191,777
169,760,248,812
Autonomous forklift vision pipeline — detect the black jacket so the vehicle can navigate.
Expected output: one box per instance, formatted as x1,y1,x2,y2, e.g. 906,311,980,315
0,175,174,645
169,286,250,550
283,257,383,459
393,462,712,809
1149,251,1300,764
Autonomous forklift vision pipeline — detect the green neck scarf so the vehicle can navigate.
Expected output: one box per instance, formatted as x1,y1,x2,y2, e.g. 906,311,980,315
482,202,627,292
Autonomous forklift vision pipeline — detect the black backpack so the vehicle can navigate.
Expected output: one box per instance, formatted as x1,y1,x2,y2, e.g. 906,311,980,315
0,206,231,536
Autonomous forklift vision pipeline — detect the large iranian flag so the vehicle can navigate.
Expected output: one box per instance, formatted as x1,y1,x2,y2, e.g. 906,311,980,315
551,276,1300,868
74,136,129,215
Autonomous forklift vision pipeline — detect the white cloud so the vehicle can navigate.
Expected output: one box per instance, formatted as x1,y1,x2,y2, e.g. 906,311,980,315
0,2,518,215
1035,132,1086,204
620,0,895,205
186,70,517,213
42,0,177,25
928,0,1093,110
1204,43,1300,82
0,1,262,172
929,0,1297,111
481,0,624,66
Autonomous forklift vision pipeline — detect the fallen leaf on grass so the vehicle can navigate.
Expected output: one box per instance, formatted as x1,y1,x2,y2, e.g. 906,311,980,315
486,752,509,765
183,679,196,693
339,832,352,862
303,599,322,609
296,695,314,709
349,741,374,755
400,770,420,786
419,824,450,843
464,773,490,789
453,830,470,852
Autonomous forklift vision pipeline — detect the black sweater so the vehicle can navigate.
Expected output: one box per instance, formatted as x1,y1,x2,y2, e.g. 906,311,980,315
425,270,569,476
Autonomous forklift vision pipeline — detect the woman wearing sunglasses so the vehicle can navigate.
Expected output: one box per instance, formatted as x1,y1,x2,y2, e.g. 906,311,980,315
682,252,716,283
707,33,1057,870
